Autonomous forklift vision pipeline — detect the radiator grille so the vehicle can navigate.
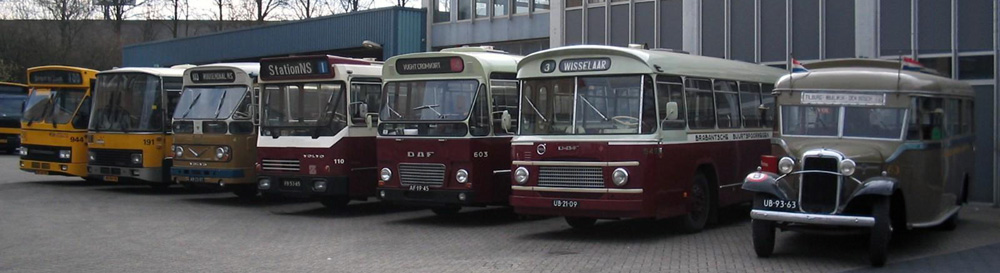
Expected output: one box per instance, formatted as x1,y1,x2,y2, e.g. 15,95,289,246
91,149,140,167
261,159,300,172
398,163,446,187
538,166,605,188
799,157,840,214
21,144,71,163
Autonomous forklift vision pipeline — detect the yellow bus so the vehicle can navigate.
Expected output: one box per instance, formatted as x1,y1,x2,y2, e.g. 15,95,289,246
86,66,188,188
0,82,28,153
20,66,99,177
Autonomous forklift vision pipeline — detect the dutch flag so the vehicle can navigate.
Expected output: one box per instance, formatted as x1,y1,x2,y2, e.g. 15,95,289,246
791,58,808,73
902,57,924,71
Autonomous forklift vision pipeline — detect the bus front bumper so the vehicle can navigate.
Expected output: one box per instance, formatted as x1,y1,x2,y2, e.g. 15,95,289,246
20,160,86,177
171,167,252,185
258,175,350,199
377,187,477,207
750,209,876,227
510,186,646,219
88,165,166,183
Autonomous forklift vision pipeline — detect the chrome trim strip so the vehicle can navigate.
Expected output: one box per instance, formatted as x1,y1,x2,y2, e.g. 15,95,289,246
718,182,742,188
751,209,875,227
493,170,511,174
910,206,961,228
510,185,643,194
511,142,535,146
512,161,640,167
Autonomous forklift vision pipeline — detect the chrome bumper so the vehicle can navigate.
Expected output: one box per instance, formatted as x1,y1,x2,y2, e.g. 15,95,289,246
750,209,875,227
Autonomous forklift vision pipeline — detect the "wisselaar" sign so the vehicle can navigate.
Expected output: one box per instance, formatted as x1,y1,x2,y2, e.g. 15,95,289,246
559,58,611,72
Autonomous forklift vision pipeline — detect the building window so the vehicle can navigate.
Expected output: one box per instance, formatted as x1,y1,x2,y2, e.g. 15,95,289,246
730,0,755,62
919,57,952,78
879,0,912,56
760,0,786,62
586,7,606,44
565,9,583,45
459,0,472,20
791,0,819,60
958,55,995,80
476,0,489,17
514,0,529,14
660,0,683,51
534,0,549,11
917,0,950,54
493,0,508,16
434,0,451,23
587,0,605,4
825,0,855,58
701,0,724,58
958,0,993,52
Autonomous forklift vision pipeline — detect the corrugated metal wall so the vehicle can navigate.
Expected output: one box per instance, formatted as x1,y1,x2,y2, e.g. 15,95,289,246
122,7,426,67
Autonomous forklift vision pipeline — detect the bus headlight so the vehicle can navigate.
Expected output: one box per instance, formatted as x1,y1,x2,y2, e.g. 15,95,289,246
380,168,392,181
840,159,856,176
258,178,271,190
456,169,469,184
130,153,143,165
88,151,95,162
19,147,27,156
612,168,629,186
514,167,529,185
215,146,230,160
58,150,71,159
778,157,795,174
173,145,183,157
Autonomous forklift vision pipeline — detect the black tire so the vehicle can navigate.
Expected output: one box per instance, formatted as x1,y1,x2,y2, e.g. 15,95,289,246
232,187,259,199
677,173,713,233
870,197,892,267
565,217,597,229
320,196,351,209
751,194,776,257
431,206,462,216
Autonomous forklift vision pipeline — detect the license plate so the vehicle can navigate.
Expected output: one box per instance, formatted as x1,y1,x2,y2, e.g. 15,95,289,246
35,170,48,175
104,176,119,182
282,180,301,187
552,199,579,208
186,177,205,183
762,198,797,211
0,139,7,143
408,185,429,191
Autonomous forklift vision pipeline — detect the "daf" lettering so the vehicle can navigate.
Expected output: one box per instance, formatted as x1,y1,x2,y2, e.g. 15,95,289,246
407,151,435,158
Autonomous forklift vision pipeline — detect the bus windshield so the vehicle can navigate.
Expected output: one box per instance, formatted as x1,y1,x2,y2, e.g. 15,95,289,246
0,92,26,120
520,75,646,135
173,86,248,120
381,80,479,121
90,73,164,132
22,88,87,125
781,105,906,139
260,82,347,137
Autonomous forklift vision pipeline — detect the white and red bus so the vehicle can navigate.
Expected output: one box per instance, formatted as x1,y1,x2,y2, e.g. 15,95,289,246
510,45,785,231
256,55,383,208
375,47,522,215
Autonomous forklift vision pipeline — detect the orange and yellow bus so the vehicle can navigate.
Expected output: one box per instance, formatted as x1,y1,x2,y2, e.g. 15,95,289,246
19,66,99,177
0,82,28,153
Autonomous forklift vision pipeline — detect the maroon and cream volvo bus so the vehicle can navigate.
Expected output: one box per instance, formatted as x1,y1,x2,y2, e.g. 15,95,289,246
375,47,522,215
510,45,785,231
256,55,383,208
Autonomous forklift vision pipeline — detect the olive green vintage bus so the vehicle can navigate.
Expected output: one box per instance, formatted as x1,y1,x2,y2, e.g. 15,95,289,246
741,59,975,266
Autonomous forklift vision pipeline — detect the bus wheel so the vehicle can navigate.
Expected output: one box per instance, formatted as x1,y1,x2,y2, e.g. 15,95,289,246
232,187,259,199
869,196,892,267
752,194,776,257
320,197,351,209
678,173,712,233
938,210,959,231
565,217,597,229
431,206,462,216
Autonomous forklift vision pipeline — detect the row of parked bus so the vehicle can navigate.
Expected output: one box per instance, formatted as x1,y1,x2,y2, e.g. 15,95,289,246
10,45,974,267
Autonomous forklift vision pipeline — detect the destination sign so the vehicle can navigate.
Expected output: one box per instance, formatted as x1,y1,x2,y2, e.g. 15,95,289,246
688,131,772,143
801,92,886,106
261,58,331,80
190,70,236,83
559,58,611,72
396,57,463,74
29,70,83,85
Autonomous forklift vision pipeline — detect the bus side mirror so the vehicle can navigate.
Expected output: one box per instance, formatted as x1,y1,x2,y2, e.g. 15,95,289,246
358,103,368,117
365,113,376,128
664,102,679,120
500,110,512,132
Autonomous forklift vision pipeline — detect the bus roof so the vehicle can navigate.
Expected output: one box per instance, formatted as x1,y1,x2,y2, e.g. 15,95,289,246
183,63,260,86
0,82,27,88
258,55,381,82
188,63,260,76
99,67,186,77
383,46,523,80
26,65,99,74
776,58,974,97
518,45,785,83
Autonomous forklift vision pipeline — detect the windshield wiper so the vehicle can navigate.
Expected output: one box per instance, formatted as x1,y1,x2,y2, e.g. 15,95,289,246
181,92,202,119
522,96,547,122
26,98,52,126
385,104,403,118
412,104,443,118
578,96,609,121
214,90,228,119
312,92,345,139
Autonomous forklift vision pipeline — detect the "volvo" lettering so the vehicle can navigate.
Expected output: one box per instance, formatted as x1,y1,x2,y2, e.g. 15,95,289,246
303,154,325,159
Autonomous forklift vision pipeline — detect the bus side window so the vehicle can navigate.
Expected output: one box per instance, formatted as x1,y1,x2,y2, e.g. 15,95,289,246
490,80,519,135
761,84,775,128
713,80,740,129
656,76,685,130
72,96,91,129
908,97,945,140
945,99,961,137
738,82,762,128
163,77,183,122
685,78,715,129
349,83,381,126
962,100,973,135
469,85,491,136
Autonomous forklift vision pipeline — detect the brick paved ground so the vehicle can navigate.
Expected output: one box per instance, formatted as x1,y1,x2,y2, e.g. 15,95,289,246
1,155,998,273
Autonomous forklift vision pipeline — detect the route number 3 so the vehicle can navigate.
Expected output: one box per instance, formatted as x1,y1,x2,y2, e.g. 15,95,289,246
473,151,489,158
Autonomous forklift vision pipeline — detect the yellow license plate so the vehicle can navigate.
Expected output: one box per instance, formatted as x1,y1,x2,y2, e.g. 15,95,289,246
0,139,7,143
104,176,119,182
34,170,48,175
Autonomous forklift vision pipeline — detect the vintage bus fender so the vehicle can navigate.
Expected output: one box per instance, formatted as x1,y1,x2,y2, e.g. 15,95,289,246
847,177,897,201
741,172,789,200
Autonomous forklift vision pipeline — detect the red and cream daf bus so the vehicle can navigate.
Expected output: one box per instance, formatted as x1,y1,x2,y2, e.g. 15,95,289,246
510,45,785,231
375,47,522,215
256,55,383,208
